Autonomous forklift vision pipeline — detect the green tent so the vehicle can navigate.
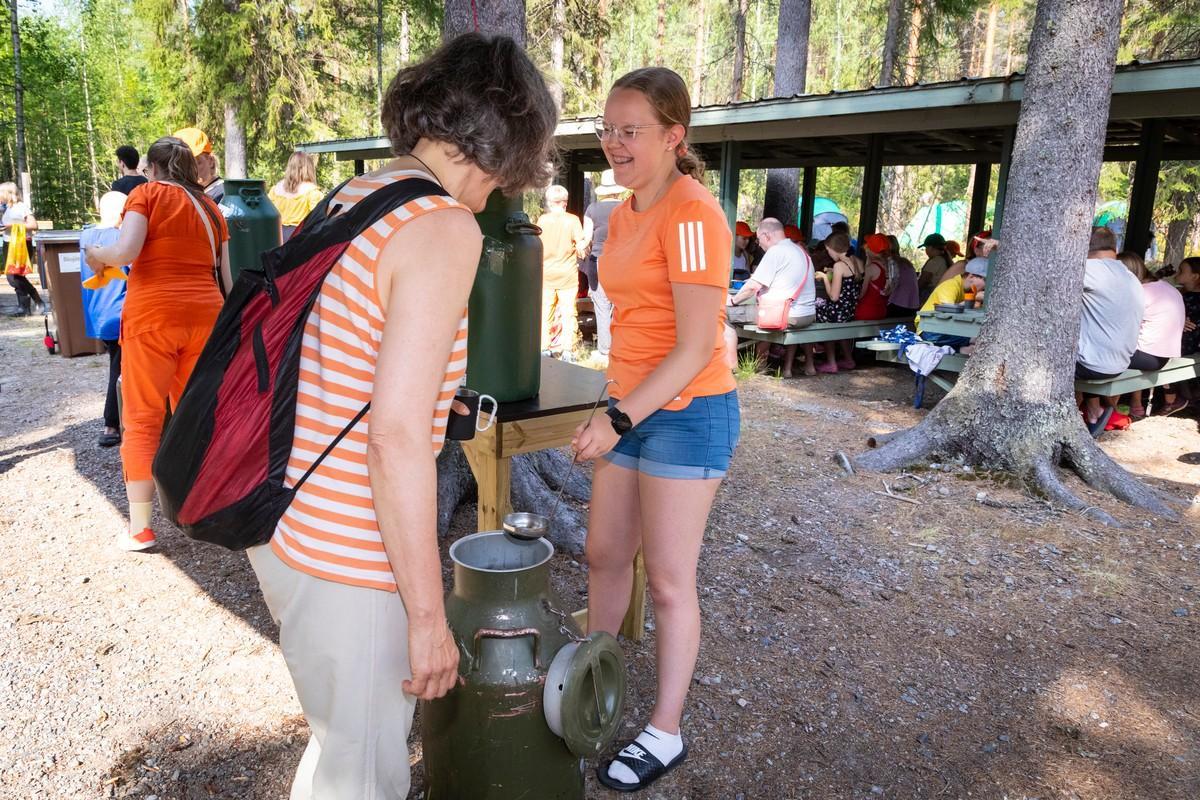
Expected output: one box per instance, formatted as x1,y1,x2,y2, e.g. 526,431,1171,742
900,200,969,250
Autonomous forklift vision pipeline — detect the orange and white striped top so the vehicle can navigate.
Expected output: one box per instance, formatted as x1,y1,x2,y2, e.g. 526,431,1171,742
270,170,469,592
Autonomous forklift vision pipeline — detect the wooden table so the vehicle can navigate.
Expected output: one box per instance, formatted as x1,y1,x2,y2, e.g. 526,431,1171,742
460,357,647,641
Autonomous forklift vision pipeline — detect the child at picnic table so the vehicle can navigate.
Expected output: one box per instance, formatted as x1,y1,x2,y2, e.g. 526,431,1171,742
812,231,863,373
914,256,988,351
1110,252,1186,425
854,232,892,321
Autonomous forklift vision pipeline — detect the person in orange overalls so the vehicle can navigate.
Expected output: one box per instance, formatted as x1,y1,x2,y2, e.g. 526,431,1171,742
84,136,232,552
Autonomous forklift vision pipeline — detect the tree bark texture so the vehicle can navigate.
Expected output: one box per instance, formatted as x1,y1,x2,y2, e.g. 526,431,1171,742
902,0,923,85
550,0,566,111
763,0,811,224
982,2,999,77
879,0,903,87
223,102,247,179
730,0,749,101
1165,218,1190,267
78,26,101,210
691,0,708,105
655,0,666,65
856,0,1175,523
443,0,526,47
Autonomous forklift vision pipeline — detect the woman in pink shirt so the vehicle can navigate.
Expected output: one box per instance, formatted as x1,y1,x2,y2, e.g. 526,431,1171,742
1117,252,1185,419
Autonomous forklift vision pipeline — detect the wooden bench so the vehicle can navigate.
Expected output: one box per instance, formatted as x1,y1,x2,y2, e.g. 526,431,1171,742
737,317,911,346
861,340,1200,403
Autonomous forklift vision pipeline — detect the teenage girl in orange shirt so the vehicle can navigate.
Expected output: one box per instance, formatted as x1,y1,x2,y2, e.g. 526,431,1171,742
572,67,739,792
85,137,232,552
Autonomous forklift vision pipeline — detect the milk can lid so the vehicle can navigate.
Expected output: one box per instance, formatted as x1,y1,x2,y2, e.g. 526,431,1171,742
543,632,625,758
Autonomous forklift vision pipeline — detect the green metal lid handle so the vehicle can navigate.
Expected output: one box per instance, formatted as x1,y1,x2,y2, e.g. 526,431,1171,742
471,627,543,672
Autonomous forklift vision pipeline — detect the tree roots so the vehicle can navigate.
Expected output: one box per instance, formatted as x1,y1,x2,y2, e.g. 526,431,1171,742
852,402,1179,527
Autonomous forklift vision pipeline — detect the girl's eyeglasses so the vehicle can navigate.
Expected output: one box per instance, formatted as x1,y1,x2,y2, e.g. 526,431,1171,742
593,120,667,143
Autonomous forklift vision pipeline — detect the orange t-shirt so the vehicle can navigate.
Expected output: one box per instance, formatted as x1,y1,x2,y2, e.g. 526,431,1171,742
599,176,735,410
121,181,229,338
537,208,584,289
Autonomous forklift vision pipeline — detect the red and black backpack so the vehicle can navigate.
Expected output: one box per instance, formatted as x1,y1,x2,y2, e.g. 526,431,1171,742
153,177,446,550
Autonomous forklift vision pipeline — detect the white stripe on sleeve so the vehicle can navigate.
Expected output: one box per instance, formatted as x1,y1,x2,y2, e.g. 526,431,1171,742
696,220,707,271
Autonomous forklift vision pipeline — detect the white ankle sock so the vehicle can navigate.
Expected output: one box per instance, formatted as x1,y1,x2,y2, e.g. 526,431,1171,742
607,724,683,784
128,501,152,534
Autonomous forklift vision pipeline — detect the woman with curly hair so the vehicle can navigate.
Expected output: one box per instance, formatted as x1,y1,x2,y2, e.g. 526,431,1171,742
243,33,558,799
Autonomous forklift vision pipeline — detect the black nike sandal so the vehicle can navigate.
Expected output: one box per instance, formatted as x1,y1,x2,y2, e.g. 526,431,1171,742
98,432,121,448
1087,406,1114,438
595,740,688,793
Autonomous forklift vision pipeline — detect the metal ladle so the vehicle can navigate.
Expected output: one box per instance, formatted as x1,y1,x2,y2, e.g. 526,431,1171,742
502,379,616,544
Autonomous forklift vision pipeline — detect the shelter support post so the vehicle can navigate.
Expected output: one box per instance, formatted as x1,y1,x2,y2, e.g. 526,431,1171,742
799,166,817,240
719,140,742,239
564,156,586,218
857,135,884,244
353,159,366,176
1125,119,1165,257
991,127,1016,236
967,162,992,239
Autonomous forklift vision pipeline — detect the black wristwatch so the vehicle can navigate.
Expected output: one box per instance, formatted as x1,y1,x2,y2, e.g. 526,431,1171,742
605,406,634,435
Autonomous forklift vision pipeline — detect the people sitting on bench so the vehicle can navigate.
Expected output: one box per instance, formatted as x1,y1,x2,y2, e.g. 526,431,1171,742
914,256,987,351
885,234,920,318
732,220,755,281
939,230,993,287
1107,251,1186,426
1158,256,1200,414
854,233,892,323
916,233,952,303
813,231,865,373
727,217,816,377
1076,227,1143,431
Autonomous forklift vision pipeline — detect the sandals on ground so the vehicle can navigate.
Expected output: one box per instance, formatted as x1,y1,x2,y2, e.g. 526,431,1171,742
596,740,688,793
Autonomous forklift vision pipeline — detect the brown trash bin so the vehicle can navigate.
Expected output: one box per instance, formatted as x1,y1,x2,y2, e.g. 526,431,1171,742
35,230,105,358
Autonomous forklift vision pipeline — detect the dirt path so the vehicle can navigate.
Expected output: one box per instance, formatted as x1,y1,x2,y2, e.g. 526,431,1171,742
1,299,1196,799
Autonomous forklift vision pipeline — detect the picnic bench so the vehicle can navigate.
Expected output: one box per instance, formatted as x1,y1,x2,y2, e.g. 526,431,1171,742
859,339,1200,409
736,316,911,346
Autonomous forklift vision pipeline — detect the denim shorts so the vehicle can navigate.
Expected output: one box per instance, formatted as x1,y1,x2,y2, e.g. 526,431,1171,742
604,390,740,479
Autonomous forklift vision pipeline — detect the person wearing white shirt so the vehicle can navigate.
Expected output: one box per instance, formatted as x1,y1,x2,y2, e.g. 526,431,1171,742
728,217,816,377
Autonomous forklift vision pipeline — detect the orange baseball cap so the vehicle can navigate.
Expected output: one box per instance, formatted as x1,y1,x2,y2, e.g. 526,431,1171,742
783,224,805,243
735,221,754,237
173,127,213,157
864,233,890,254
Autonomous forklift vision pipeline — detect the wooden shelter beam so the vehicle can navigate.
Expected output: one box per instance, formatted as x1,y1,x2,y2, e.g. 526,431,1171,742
858,135,884,242
968,161,992,238
799,166,817,239
1126,119,1165,255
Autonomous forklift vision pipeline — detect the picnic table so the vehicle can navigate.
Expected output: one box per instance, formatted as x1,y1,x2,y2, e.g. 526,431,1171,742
459,356,646,641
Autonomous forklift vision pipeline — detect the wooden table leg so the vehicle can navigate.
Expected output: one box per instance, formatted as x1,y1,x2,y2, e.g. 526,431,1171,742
620,550,647,642
461,431,511,532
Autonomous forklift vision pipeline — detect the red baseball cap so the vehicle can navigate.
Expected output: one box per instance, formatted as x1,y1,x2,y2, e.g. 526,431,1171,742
783,224,805,243
735,221,754,237
864,233,890,254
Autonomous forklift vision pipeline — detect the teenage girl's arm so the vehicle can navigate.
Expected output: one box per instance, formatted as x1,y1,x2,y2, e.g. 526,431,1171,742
219,241,233,293
862,262,880,300
825,263,845,302
84,211,148,268
574,282,725,461
369,207,481,702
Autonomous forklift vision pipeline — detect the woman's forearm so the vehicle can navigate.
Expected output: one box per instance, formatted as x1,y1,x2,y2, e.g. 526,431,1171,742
368,436,448,625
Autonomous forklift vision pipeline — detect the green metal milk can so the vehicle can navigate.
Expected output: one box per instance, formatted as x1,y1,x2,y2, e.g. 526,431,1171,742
466,192,543,403
422,531,626,800
218,178,282,283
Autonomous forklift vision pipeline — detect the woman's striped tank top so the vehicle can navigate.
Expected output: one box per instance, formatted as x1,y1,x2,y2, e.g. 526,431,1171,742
270,170,469,591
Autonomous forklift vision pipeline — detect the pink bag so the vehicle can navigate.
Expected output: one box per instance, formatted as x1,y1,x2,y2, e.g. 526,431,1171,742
755,268,809,330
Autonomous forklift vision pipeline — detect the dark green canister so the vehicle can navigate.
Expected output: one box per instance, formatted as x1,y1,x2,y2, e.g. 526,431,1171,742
218,178,282,283
422,532,625,800
466,192,542,402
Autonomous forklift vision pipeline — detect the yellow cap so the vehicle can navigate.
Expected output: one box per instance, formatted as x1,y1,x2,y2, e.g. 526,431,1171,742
172,127,212,157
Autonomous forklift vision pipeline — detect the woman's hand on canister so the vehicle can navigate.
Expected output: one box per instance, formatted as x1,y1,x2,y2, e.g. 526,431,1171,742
572,415,619,462
403,618,460,700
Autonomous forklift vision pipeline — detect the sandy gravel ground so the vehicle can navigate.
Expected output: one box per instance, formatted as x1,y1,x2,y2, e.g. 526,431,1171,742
0,293,1197,799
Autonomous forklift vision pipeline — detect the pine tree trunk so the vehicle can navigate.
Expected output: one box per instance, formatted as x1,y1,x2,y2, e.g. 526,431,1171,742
223,102,247,179
443,0,526,46
550,0,566,110
879,0,903,87
376,0,384,107
597,0,611,89
690,0,707,105
401,9,410,64
655,0,666,65
764,0,811,224
902,0,923,85
1165,218,1190,267
730,0,749,100
78,27,101,210
856,0,1175,525
960,9,980,76
9,0,29,204
982,2,999,77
